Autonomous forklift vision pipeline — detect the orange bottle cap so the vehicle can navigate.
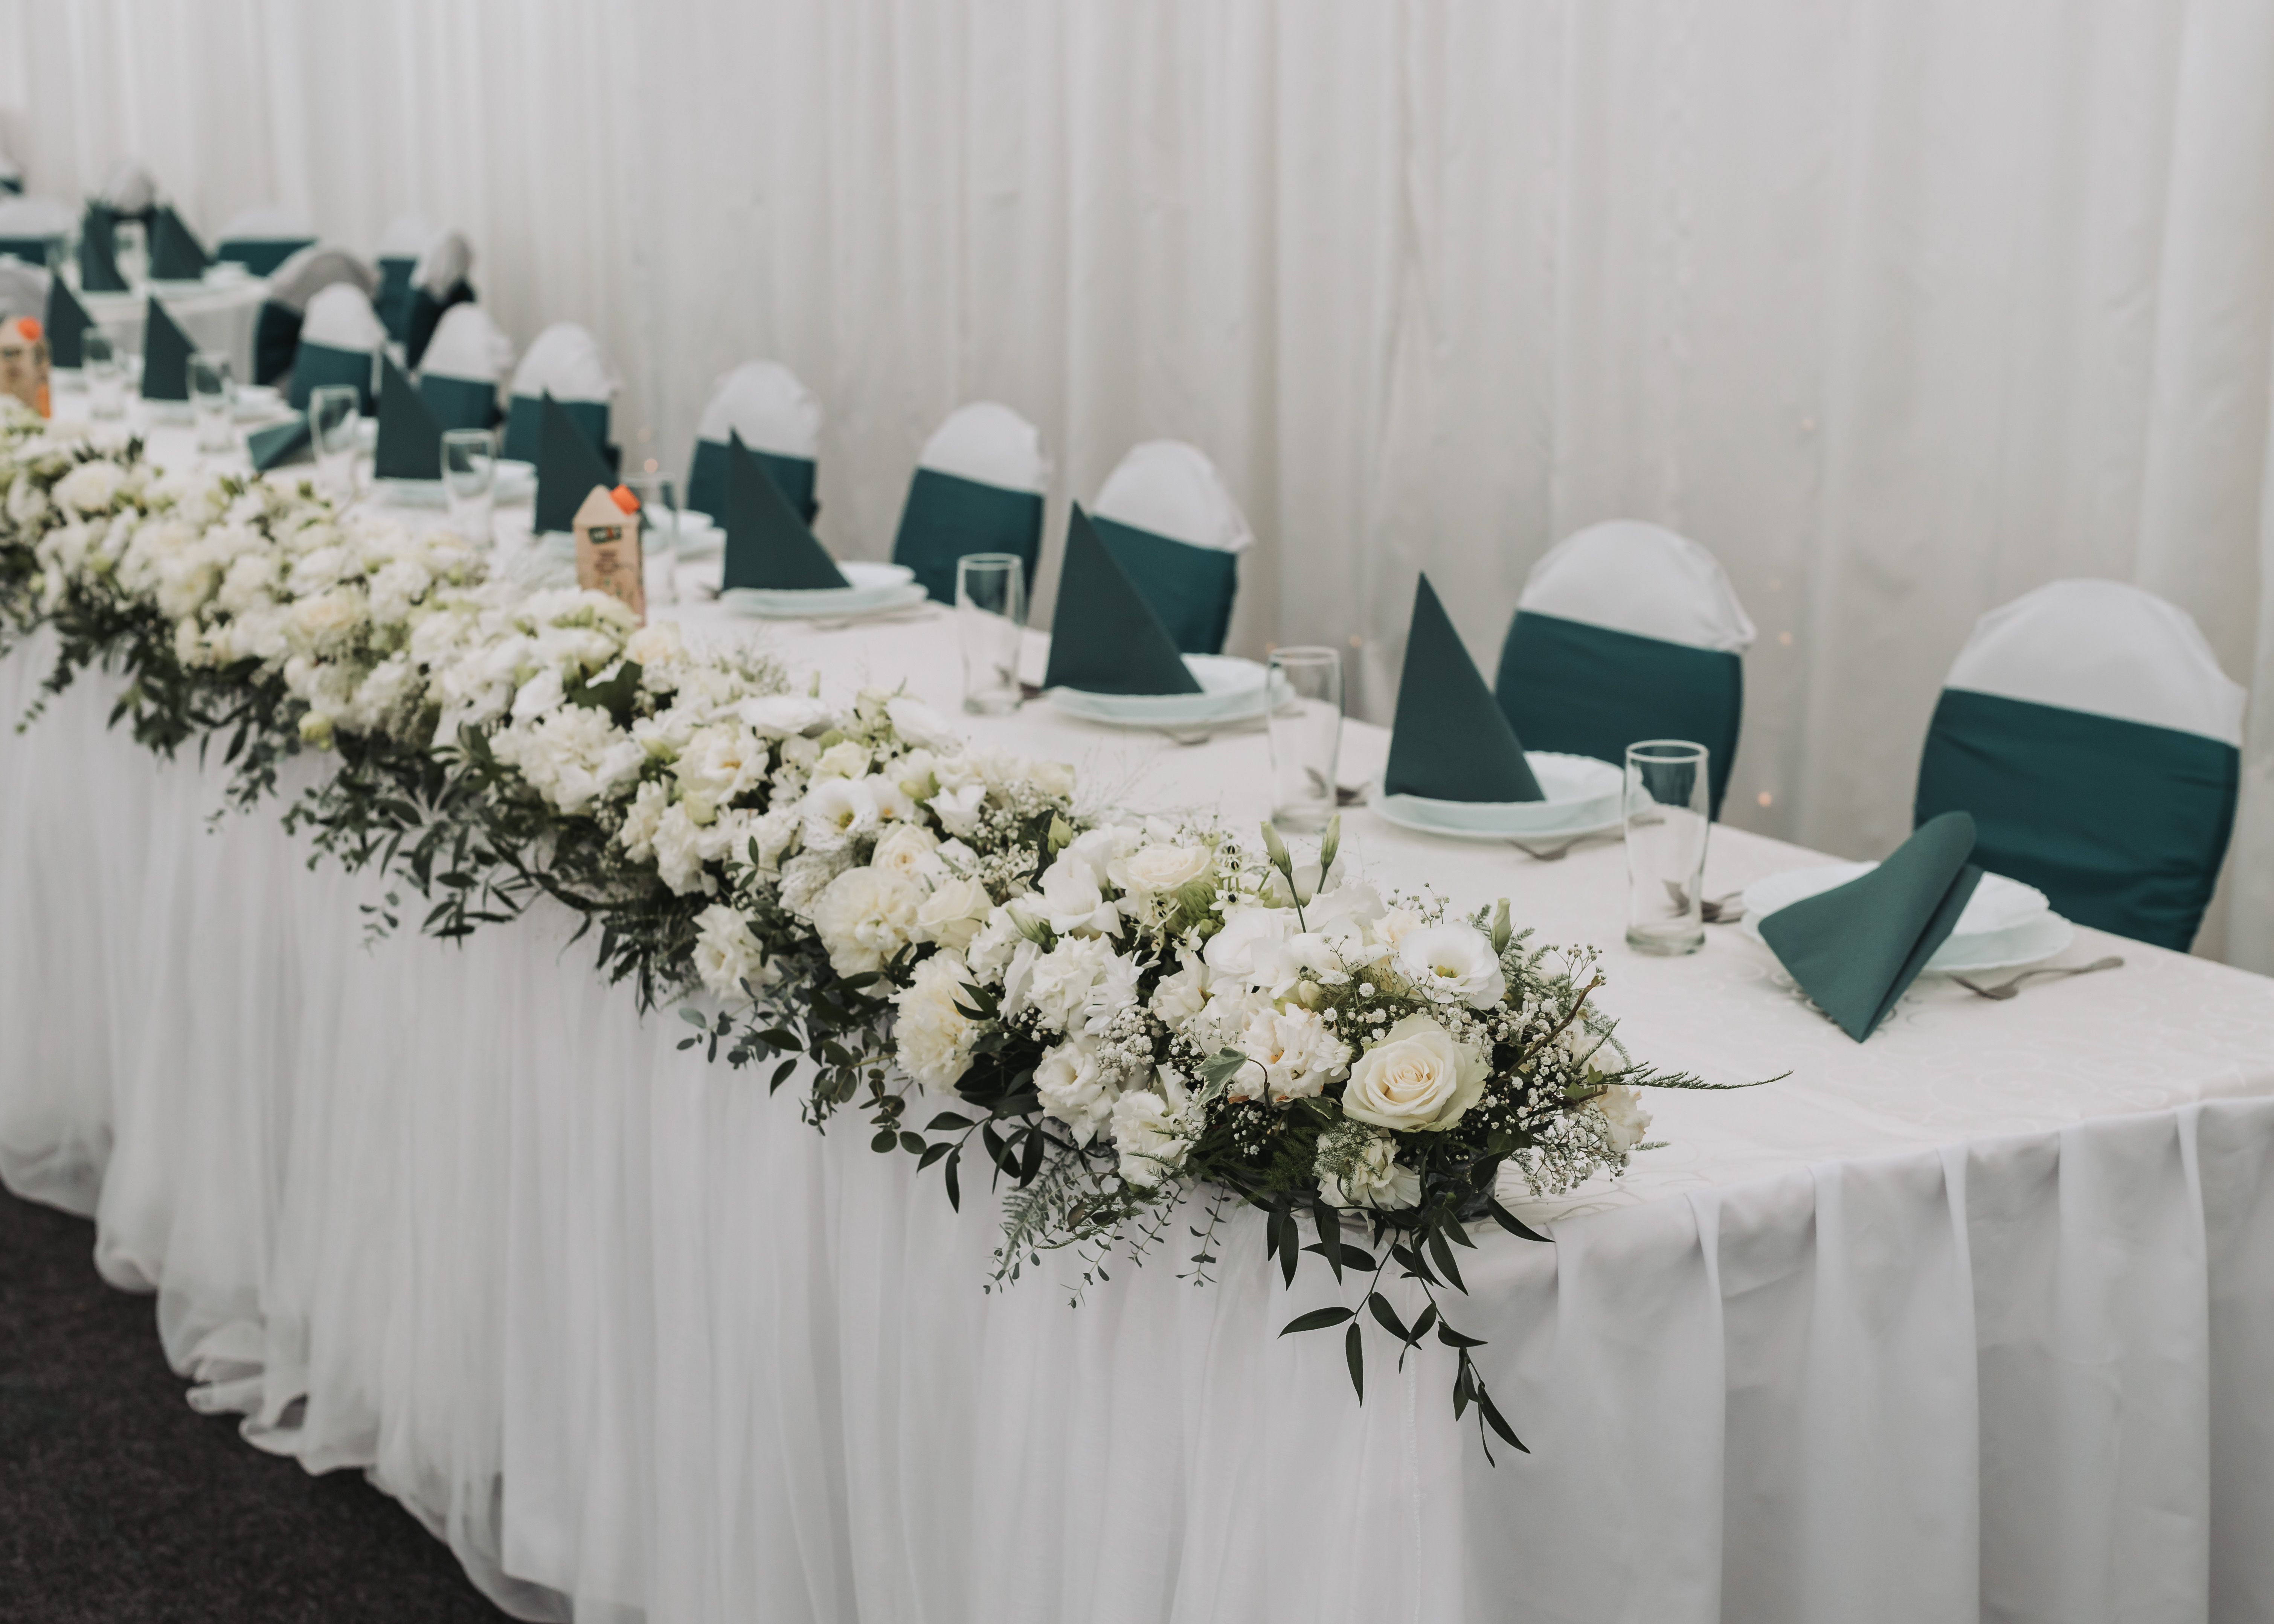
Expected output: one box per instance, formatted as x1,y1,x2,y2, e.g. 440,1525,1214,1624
610,484,640,514
12,317,38,341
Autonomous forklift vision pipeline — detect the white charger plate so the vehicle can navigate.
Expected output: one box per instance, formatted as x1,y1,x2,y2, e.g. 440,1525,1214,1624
1372,753,1626,838
1048,655,1279,726
720,560,924,619
1739,863,2075,975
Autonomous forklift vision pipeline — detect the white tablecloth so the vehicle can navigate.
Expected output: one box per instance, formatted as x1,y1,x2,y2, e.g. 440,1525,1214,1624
5,416,2274,1622
76,273,268,384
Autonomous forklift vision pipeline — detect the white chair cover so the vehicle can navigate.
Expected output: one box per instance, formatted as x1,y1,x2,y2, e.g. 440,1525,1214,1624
0,155,20,188
376,213,438,261
917,401,1050,493
1519,520,1757,652
0,197,76,237
99,160,158,215
695,360,820,455
300,283,387,351
0,259,47,323
1092,440,1254,552
413,230,473,296
265,245,377,313
1945,579,2246,747
511,323,618,405
218,206,312,241
418,303,513,384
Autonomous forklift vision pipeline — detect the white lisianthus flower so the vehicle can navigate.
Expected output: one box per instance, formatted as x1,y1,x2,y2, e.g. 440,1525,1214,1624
737,693,834,738
1585,1083,1652,1152
869,822,943,884
914,874,991,953
885,694,958,751
1032,854,1120,938
1394,923,1507,1010
617,778,671,862
1317,1130,1423,1212
778,848,853,919
652,802,711,895
692,903,767,998
216,551,278,615
813,739,871,780
6,471,48,524
510,666,566,721
1110,841,1212,896
1231,1005,1351,1102
737,805,801,878
964,905,1028,982
1110,1089,1193,1190
1340,1012,1490,1133
1034,1035,1117,1146
53,459,123,515
1360,906,1428,960
801,775,880,852
865,772,919,824
893,952,980,1092
154,549,223,622
1149,954,1213,1027
492,704,647,815
810,866,923,976
675,724,769,823
1204,905,1295,984
927,782,986,836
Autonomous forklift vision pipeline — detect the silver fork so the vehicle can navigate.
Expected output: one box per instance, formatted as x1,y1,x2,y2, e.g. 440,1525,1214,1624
1952,955,2124,1001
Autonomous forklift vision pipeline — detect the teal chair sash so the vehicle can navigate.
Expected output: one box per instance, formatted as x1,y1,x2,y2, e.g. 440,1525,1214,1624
688,437,815,523
1089,516,1237,655
418,373,499,433
253,302,301,385
79,204,125,293
0,236,58,267
504,393,611,467
1914,688,2239,952
289,341,373,413
216,237,315,276
404,279,473,371
1494,610,1744,820
374,255,418,343
890,469,1045,605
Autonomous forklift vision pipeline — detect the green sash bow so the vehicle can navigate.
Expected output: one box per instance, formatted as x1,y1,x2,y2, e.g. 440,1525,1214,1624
404,280,473,371
504,393,610,468
688,437,816,524
288,340,373,413
1089,515,1238,655
417,373,499,433
247,414,312,472
535,393,618,535
0,235,58,267
891,468,1045,605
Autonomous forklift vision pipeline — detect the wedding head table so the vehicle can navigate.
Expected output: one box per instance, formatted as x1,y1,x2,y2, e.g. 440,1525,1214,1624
4,404,2272,1623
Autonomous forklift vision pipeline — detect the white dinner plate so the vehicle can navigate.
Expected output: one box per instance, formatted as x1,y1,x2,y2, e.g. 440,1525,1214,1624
1048,655,1279,727
494,460,537,503
235,384,284,418
720,561,925,619
1371,753,1626,838
1739,864,2074,974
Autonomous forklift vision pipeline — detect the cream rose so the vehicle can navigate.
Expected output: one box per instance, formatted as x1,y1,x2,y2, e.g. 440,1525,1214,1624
1585,1083,1652,1152
869,822,943,884
914,874,991,953
1112,841,1212,895
1339,1012,1489,1133
813,739,871,780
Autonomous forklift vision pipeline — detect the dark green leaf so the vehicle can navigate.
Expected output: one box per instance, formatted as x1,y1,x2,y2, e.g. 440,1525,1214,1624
898,1131,924,1155
1488,1200,1552,1244
1436,1322,1488,1350
1278,1306,1356,1336
1476,1385,1528,1454
1427,1225,1467,1295
1367,1291,1409,1342
944,1147,961,1210
1345,1322,1365,1403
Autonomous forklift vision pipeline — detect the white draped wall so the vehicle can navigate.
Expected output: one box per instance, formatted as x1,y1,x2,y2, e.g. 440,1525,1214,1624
0,0,2269,969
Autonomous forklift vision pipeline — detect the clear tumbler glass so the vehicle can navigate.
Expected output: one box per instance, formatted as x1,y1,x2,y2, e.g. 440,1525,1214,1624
188,350,235,454
1624,740,1711,955
442,427,496,546
1266,646,1343,832
957,552,1026,714
310,384,361,504
82,329,125,420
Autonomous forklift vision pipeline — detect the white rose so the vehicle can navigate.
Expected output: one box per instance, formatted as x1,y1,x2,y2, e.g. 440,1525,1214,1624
1034,1036,1118,1146
624,620,686,669
1318,1130,1423,1212
885,694,958,751
286,587,363,657
927,782,986,836
810,866,922,976
1111,841,1212,895
893,952,980,1092
869,822,943,884
1231,1005,1351,1103
1340,1012,1490,1133
1586,1083,1652,1153
738,693,835,738
1394,923,1507,1010
813,739,871,780
914,875,991,953
1110,1090,1193,1190
1034,852,1121,938
801,775,880,852
692,902,767,998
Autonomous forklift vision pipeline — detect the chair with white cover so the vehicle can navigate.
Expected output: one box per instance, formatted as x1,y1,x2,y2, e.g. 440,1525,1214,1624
256,245,377,385
0,155,21,196
288,282,386,413
502,323,618,469
403,230,475,370
1493,520,1756,820
685,360,822,522
0,197,73,268
0,257,46,325
415,303,512,432
889,402,1051,603
1088,440,1252,655
1914,579,2245,951
373,214,438,344
98,161,157,218
214,206,316,276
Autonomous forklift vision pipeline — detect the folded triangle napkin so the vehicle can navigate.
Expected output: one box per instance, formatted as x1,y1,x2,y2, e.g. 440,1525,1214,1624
140,296,194,401
1383,573,1544,801
373,355,443,481
535,392,616,535
79,204,125,294
1041,504,1201,695
1757,810,1984,1042
43,276,95,368
247,413,311,472
720,431,848,591
150,206,211,281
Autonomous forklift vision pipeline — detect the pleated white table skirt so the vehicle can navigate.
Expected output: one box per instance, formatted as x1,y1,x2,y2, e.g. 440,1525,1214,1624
7,614,2274,1624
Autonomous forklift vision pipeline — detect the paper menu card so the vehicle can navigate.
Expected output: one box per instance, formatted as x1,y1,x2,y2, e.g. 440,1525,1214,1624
0,317,49,416
574,483,645,622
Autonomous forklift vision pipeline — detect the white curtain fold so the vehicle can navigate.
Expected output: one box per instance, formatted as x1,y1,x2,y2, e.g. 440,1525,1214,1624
0,0,2267,965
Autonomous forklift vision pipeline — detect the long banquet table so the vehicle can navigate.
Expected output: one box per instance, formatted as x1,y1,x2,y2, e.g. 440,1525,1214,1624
4,411,2274,1622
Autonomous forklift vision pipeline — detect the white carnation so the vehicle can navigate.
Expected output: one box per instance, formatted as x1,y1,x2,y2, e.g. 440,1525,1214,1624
1231,1005,1351,1102
1110,1089,1193,1190
1317,1129,1423,1212
1034,1035,1118,1146
810,866,922,976
692,903,767,998
892,952,979,1092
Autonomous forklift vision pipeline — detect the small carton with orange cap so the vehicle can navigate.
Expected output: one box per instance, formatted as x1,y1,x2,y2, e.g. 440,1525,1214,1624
573,482,646,623
0,317,49,417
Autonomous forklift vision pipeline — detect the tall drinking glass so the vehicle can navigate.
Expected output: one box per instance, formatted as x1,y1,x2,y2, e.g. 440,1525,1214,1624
956,553,1026,714
82,329,125,420
1266,646,1343,831
310,384,360,504
622,471,680,607
441,427,495,546
188,350,235,454
1624,740,1710,955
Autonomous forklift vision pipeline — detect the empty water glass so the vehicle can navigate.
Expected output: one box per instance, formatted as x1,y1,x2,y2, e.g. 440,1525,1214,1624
310,384,360,504
622,472,680,607
441,427,495,546
1266,646,1344,831
188,350,235,454
956,553,1026,714
1625,740,1711,955
82,329,124,420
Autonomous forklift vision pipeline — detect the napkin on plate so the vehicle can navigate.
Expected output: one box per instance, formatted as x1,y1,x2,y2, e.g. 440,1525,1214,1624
1757,810,1984,1042
139,296,194,401
720,431,848,591
78,204,125,294
1383,573,1544,801
248,413,311,472
535,392,616,535
149,205,212,281
373,355,443,481
42,276,95,369
1041,503,1202,696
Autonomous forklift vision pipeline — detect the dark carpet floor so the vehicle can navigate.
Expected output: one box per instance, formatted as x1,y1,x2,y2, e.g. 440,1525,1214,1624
1,1184,510,1622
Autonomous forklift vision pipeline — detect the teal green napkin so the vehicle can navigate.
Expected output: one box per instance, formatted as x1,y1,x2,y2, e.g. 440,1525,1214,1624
535,392,616,535
720,431,848,591
78,204,125,293
1041,504,1201,695
149,206,211,281
373,356,443,481
1383,573,1544,801
139,296,194,402
248,413,311,472
1757,810,1984,1042
43,276,96,369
